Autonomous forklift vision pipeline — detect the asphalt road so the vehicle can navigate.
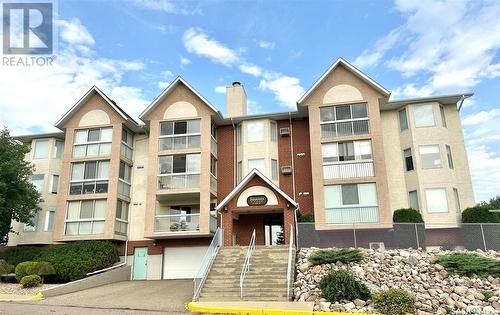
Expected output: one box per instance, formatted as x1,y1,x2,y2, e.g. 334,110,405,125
0,302,189,314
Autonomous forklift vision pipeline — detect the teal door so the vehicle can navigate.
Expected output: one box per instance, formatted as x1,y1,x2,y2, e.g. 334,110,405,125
133,247,148,280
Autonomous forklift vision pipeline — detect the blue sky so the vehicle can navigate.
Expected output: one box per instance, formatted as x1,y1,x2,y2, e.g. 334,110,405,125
0,0,499,202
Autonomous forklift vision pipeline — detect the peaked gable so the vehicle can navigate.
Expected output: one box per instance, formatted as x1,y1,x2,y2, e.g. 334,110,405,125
215,169,298,211
297,57,390,105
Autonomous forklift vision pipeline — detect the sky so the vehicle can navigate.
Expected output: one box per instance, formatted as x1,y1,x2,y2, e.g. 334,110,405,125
0,0,499,202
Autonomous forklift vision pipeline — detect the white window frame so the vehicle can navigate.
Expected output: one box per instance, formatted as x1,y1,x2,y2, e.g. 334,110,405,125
31,174,44,193
320,103,369,137
440,105,447,128
419,144,442,169
73,127,113,158
247,121,265,143
44,211,55,231
271,159,278,180
248,158,265,174
270,121,277,142
413,104,436,128
50,174,59,194
408,190,419,211
33,139,49,159
54,140,64,159
158,119,201,151
446,145,454,169
425,188,449,213
64,199,107,236
399,107,408,131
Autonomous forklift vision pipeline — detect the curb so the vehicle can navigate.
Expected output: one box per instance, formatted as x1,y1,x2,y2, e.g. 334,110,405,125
186,302,381,315
0,292,44,302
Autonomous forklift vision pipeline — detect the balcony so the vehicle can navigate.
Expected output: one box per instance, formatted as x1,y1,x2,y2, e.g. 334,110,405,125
69,180,108,195
321,119,369,137
159,135,200,151
155,213,200,233
323,161,374,179
210,174,217,193
157,173,200,190
326,206,379,224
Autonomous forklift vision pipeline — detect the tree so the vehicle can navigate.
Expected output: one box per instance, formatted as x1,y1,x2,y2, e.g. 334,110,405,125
486,195,500,209
0,128,41,243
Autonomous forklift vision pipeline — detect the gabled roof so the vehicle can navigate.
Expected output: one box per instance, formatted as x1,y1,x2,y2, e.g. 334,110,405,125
55,86,141,130
297,57,391,105
139,76,222,120
215,169,298,211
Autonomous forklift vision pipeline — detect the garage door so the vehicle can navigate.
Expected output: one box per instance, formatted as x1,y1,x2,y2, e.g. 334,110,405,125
163,246,208,279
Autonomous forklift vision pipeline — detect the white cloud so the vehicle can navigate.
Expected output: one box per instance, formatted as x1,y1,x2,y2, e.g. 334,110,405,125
0,19,148,134
182,27,304,109
158,81,170,89
465,145,500,202
247,99,263,115
259,75,304,110
214,86,226,94
462,109,500,126
239,63,262,77
183,28,239,66
354,28,401,68
130,0,201,15
161,70,174,78
258,41,275,49
180,57,191,65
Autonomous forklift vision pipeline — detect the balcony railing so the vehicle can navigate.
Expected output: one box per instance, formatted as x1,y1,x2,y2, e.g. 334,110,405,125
155,213,200,233
323,161,374,179
69,180,109,195
321,118,369,137
157,173,200,190
211,136,217,155
159,135,200,151
210,174,217,192
326,206,379,224
120,143,133,160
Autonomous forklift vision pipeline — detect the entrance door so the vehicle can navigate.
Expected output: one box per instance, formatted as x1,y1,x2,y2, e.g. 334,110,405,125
264,223,284,245
133,247,148,280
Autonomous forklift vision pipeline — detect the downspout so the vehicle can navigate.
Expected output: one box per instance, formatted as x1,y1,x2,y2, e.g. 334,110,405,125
288,112,296,200
231,118,236,188
457,94,471,112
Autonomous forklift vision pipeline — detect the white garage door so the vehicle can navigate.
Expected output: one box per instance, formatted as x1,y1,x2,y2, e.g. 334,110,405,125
163,246,208,279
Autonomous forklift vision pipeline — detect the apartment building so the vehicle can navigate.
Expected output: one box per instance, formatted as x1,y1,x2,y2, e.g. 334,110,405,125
7,57,475,280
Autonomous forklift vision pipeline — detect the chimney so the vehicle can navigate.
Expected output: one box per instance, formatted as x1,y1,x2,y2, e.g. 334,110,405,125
226,81,247,117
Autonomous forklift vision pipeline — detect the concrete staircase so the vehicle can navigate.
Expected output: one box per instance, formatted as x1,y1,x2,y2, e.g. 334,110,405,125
199,245,295,301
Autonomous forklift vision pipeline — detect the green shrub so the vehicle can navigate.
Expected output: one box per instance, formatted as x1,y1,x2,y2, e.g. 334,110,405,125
393,208,424,223
482,291,493,301
373,289,415,315
309,249,363,265
38,241,119,282
461,205,499,223
0,259,14,275
435,253,500,278
299,213,314,222
15,261,40,281
0,246,43,266
20,275,41,288
319,269,371,302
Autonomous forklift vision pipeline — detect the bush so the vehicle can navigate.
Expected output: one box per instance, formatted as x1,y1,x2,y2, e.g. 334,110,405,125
0,259,14,275
38,241,119,282
309,248,363,265
461,205,499,223
393,208,424,223
0,246,43,266
435,253,500,278
299,213,314,222
15,261,40,282
20,275,41,288
373,289,415,315
319,269,371,302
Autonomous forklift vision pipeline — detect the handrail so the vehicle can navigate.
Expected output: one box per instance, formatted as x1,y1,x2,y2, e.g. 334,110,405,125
193,228,223,300
286,224,294,300
239,229,256,298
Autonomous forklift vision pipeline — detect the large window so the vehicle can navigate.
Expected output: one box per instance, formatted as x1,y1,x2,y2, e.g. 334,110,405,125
158,154,200,189
118,161,132,196
70,160,109,195
248,158,265,174
425,188,448,213
446,145,454,169
322,140,372,163
409,190,419,211
247,121,264,142
65,200,106,235
419,145,441,169
320,103,369,137
30,174,44,193
73,127,112,158
270,121,277,142
54,140,64,159
271,159,278,180
115,200,129,235
159,119,200,151
24,211,39,232
403,148,414,171
399,108,408,131
121,129,133,160
413,104,435,127
33,139,49,159
324,183,378,223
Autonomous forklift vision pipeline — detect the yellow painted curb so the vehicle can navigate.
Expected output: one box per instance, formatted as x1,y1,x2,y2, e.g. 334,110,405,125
0,292,44,302
186,302,381,315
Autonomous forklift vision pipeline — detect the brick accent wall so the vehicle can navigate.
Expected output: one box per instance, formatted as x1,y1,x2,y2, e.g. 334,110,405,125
119,238,212,256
